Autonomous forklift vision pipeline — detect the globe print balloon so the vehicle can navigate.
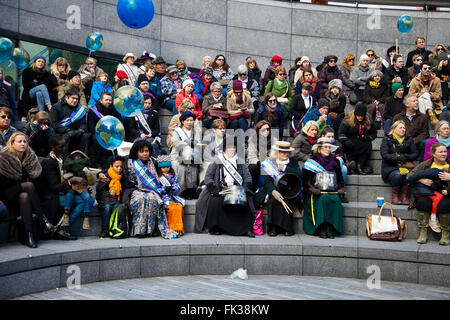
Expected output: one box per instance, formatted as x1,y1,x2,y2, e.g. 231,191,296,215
0,38,13,63
10,48,30,69
86,32,103,52
117,0,155,29
114,85,144,117
95,116,125,151
397,14,413,34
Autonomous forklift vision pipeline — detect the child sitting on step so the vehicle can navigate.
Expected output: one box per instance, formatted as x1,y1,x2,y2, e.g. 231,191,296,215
156,155,185,235
60,150,96,231
96,156,126,238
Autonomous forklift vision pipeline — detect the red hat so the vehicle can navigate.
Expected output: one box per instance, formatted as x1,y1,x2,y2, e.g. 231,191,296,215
271,55,283,64
233,80,243,91
115,70,128,79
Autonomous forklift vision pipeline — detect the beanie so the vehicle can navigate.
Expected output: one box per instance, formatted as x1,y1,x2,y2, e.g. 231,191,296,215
271,55,283,64
68,70,80,81
179,111,196,122
392,82,404,95
233,80,243,91
33,55,46,62
354,103,367,116
115,70,128,79
318,98,330,109
328,79,343,91
182,78,194,89
137,74,149,86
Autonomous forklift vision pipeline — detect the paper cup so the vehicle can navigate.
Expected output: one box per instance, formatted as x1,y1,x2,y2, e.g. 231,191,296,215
376,197,384,207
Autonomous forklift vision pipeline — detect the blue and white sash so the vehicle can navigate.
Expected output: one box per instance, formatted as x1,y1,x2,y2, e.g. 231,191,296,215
59,104,87,127
218,153,243,186
159,175,186,207
132,159,170,207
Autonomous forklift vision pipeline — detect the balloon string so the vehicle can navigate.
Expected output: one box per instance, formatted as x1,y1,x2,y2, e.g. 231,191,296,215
112,150,116,161
88,50,92,58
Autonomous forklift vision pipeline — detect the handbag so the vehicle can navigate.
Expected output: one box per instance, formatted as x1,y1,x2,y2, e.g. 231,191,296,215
208,108,229,119
253,210,264,236
365,202,407,241
398,161,415,169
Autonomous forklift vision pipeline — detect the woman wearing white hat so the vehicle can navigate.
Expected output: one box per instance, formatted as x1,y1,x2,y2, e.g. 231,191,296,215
175,78,202,119
302,137,345,239
255,141,302,236
116,53,144,86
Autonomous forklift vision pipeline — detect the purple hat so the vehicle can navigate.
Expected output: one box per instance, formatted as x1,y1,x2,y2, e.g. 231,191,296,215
179,111,196,122
33,55,46,62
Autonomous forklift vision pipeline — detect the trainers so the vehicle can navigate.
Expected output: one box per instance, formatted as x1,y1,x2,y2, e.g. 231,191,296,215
429,218,441,233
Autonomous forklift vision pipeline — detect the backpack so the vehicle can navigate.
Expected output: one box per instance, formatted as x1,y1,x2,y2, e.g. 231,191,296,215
108,204,130,239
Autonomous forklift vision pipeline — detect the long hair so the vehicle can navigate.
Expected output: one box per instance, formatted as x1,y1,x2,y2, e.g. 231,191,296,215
432,44,449,58
245,57,260,71
31,58,47,73
5,132,32,164
212,54,230,72
346,111,371,130
50,57,71,76
342,54,355,69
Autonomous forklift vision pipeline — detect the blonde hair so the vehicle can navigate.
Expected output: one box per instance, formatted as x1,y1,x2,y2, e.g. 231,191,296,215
302,120,319,135
5,132,32,163
95,71,109,81
388,120,406,136
50,57,71,76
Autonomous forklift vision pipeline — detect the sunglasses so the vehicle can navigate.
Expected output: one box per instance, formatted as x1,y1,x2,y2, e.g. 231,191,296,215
422,67,431,71
416,58,423,61
268,99,277,103
329,60,336,63
349,58,355,61
238,73,247,76
261,128,270,132
38,121,49,126
437,48,444,51
278,73,286,76
367,53,374,57
216,58,224,61
1,115,11,119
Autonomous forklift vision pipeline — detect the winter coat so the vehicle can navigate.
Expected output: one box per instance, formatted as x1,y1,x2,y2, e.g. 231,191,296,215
21,67,57,115
175,90,202,119
116,63,143,86
0,149,42,204
291,131,315,162
363,81,390,104
295,80,321,101
160,76,183,104
88,81,112,107
264,79,293,112
406,48,432,68
227,76,260,104
194,77,216,101
301,105,333,131
383,95,404,121
226,90,254,117
0,80,17,120
408,73,444,111
124,109,160,143
352,65,374,90
383,65,409,90
29,126,54,158
253,102,285,130
50,100,88,135
95,170,126,206
147,76,163,103
393,110,430,145
0,125,17,148
338,116,377,144
201,93,227,120
423,136,450,161
380,134,418,181
339,65,356,93
318,66,344,97
58,82,88,108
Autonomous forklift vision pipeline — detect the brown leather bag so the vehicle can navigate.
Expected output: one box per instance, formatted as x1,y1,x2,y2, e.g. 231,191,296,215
398,161,415,169
366,202,407,241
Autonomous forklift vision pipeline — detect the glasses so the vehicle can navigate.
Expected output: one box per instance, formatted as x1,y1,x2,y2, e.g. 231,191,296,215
416,58,423,61
187,107,194,109
277,73,286,76
437,48,444,51
216,58,224,61
38,121,49,126
268,99,276,103
238,73,247,76
422,67,431,71
1,115,11,119
177,68,184,71
349,58,355,61
260,128,270,132
367,53,374,57
69,96,79,100
329,60,336,63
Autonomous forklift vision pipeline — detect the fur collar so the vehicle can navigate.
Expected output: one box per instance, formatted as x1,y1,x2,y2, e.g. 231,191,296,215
0,149,42,181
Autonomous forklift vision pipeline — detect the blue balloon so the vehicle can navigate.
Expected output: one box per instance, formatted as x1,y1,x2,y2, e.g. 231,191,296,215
95,116,125,151
113,85,144,117
397,14,413,34
10,48,30,69
0,38,13,63
86,32,104,52
117,0,154,29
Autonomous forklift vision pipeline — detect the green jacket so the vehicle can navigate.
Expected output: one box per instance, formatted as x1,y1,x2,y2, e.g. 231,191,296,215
264,79,293,113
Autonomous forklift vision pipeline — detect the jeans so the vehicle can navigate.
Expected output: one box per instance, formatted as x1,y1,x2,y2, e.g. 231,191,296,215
383,119,393,136
417,139,429,162
99,203,118,232
229,118,249,131
387,170,407,187
163,99,178,115
63,190,95,225
29,84,51,111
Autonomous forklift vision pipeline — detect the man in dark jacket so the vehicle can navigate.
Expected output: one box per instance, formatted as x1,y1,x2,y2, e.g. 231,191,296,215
393,94,430,161
36,135,77,240
87,92,122,169
383,55,409,93
406,37,432,68
50,88,90,158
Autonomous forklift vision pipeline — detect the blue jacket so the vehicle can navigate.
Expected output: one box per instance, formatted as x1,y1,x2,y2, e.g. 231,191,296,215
301,105,333,128
253,102,285,130
148,76,162,102
88,81,112,107
0,80,17,121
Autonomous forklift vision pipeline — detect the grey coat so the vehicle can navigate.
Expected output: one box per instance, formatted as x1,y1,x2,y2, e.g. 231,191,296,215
352,65,374,90
194,157,255,233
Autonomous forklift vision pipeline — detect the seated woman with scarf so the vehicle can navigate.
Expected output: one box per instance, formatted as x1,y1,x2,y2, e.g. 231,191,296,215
302,137,345,239
202,136,256,237
123,139,178,239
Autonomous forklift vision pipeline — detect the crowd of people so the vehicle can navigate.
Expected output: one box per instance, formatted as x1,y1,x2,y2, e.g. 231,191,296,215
0,36,449,249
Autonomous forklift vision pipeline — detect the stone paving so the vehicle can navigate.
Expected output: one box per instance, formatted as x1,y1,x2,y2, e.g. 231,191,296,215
14,275,450,300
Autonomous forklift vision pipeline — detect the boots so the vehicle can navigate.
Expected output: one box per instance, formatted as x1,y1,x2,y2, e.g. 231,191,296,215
41,214,56,234
416,211,429,244
400,185,410,205
26,231,37,248
391,186,402,205
326,223,335,239
439,214,449,246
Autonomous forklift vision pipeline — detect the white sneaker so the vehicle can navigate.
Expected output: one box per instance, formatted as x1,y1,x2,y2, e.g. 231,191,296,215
429,218,441,233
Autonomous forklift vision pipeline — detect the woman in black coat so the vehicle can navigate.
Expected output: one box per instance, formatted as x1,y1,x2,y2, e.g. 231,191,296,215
380,120,418,205
338,104,377,175
289,82,316,137
0,132,56,247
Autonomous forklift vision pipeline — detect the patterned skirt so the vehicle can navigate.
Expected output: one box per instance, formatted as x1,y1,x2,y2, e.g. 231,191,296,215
130,190,178,239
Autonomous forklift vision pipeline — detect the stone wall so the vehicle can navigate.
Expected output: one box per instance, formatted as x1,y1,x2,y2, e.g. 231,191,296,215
1,0,450,69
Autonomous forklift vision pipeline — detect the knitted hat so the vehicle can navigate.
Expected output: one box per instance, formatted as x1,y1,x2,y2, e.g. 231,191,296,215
271,55,283,64
156,155,172,168
115,70,128,79
318,98,330,109
143,92,155,101
438,51,449,62
33,55,46,62
153,56,166,65
328,79,343,91
167,65,178,74
300,56,310,64
68,70,80,81
179,111,196,122
233,80,243,91
182,78,194,89
392,82,404,95
203,66,214,75
137,74,149,85
354,103,367,116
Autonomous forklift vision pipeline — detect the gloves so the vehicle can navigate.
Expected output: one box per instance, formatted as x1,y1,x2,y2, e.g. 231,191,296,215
310,187,321,196
272,190,284,202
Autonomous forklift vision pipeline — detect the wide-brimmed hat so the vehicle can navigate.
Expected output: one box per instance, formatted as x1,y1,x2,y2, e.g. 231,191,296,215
312,137,338,153
272,141,295,152
139,51,156,61
122,53,137,62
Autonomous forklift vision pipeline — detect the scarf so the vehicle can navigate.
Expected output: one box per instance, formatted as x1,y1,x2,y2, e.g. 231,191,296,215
0,124,9,131
436,135,450,147
392,132,405,145
235,93,243,105
308,136,316,145
369,81,381,88
276,158,290,172
201,77,212,95
265,102,277,113
420,74,432,88
107,167,122,201
315,154,337,172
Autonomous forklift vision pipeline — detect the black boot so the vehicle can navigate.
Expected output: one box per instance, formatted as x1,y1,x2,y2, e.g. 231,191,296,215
356,164,367,175
326,223,335,239
54,227,77,240
318,224,327,239
41,214,56,234
26,231,37,248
